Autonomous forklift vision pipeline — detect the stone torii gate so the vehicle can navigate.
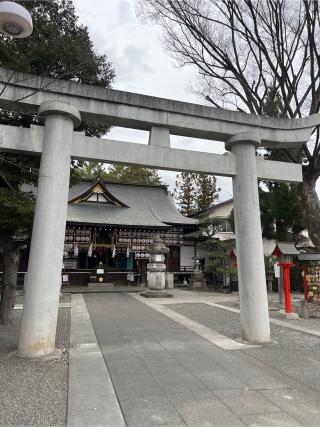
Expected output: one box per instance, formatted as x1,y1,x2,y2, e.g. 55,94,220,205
0,67,318,358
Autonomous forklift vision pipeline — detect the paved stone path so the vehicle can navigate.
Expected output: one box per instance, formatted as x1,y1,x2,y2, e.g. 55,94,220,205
84,293,320,426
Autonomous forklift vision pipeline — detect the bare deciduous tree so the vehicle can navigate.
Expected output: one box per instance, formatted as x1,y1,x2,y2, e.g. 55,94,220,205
137,0,320,247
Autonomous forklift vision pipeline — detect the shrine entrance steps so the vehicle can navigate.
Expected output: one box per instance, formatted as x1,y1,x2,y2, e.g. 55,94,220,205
61,285,146,294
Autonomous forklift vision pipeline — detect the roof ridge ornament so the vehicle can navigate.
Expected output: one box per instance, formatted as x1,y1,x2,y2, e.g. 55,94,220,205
69,180,129,207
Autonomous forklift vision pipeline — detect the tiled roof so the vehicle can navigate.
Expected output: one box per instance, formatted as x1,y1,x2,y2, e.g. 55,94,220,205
67,180,198,228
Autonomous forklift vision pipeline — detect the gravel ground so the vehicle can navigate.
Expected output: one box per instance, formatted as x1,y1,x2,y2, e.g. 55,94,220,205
0,303,70,426
169,303,320,352
14,291,71,305
221,299,320,331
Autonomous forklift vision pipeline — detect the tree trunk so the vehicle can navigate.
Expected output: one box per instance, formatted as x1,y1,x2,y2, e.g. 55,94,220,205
0,238,20,324
301,176,320,250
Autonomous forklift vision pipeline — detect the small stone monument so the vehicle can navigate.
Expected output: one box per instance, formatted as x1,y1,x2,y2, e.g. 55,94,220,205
141,234,173,298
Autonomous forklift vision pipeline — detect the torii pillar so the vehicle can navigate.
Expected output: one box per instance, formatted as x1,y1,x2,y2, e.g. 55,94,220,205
226,133,271,343
18,101,81,358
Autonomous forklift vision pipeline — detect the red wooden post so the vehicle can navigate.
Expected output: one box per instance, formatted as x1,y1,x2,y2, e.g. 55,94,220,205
283,263,292,313
272,244,298,316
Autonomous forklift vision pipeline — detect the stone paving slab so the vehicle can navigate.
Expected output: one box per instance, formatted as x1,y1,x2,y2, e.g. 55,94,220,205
240,412,301,426
83,293,318,427
200,348,292,391
149,363,208,394
167,390,246,427
260,388,320,426
114,377,164,401
214,389,282,416
120,395,186,426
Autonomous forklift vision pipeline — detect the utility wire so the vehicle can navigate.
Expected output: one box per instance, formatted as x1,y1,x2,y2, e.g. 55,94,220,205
0,158,39,176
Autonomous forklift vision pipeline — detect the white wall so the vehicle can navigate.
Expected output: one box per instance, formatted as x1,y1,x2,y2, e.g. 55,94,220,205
180,245,195,267
263,238,276,256
208,201,233,219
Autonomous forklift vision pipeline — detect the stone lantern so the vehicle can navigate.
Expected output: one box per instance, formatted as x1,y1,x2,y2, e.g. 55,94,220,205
191,253,206,291
265,256,274,293
141,234,172,298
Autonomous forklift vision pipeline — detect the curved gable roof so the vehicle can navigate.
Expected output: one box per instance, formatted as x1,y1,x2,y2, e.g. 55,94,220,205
67,180,198,228
69,180,128,207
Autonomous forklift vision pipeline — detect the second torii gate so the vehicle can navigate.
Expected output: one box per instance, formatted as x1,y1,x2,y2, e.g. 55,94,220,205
0,67,318,357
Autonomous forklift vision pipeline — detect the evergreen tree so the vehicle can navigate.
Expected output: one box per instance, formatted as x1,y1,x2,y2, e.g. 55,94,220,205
75,162,110,181
105,164,163,185
260,183,305,241
0,0,115,324
174,172,196,215
195,173,219,211
77,162,163,185
174,172,219,215
202,239,236,278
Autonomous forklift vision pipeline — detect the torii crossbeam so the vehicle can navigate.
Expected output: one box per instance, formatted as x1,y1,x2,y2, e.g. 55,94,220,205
0,68,318,357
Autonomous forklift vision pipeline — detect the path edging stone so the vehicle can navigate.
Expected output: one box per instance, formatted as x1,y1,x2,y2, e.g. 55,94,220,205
67,294,125,427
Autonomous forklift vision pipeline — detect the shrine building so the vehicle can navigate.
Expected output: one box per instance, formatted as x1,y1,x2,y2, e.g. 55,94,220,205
61,179,198,285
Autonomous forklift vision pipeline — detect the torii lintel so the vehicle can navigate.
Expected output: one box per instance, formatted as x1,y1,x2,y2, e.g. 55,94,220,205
0,67,319,148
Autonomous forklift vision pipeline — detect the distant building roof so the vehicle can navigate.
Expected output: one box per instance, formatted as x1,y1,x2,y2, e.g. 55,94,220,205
67,180,198,228
194,198,233,217
298,253,320,262
273,242,300,256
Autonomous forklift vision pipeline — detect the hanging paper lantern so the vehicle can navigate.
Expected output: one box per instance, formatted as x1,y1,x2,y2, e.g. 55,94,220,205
88,243,93,257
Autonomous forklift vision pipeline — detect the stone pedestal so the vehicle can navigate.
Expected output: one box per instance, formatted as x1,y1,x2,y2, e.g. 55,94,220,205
279,310,299,320
141,235,172,298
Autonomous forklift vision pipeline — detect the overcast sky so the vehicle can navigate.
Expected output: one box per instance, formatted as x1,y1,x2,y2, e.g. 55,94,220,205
73,1,246,200
72,0,233,200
